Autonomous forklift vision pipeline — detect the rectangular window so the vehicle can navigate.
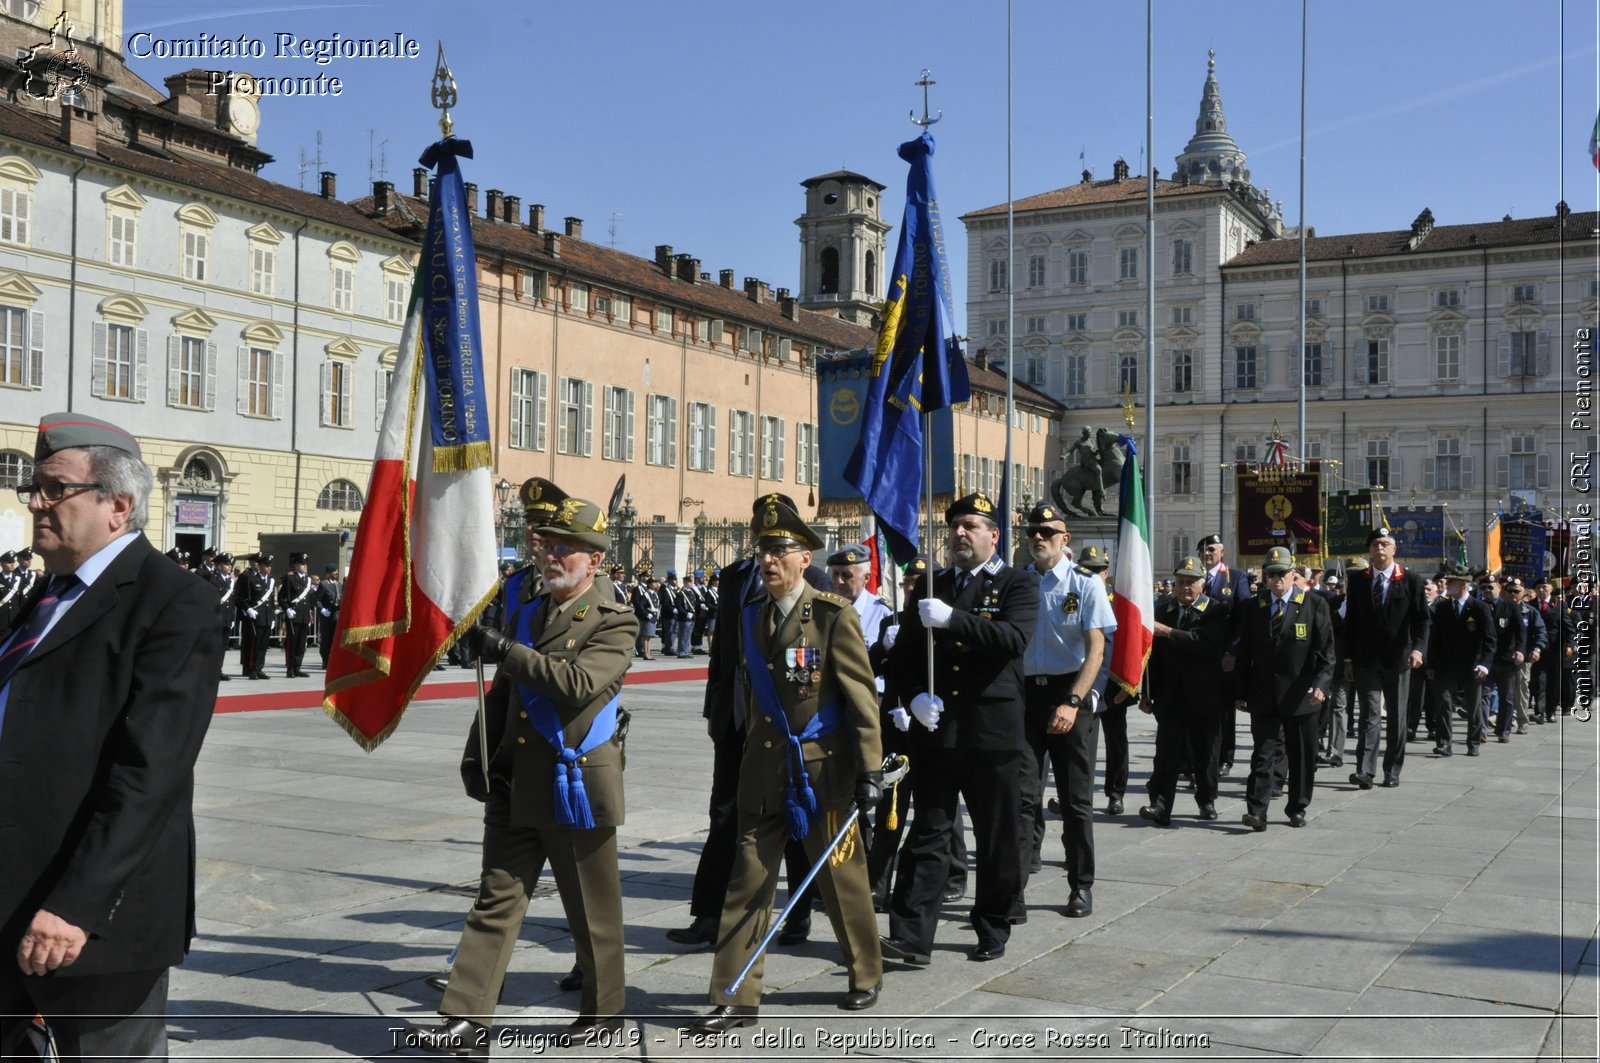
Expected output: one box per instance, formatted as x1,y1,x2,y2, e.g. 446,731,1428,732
602,385,635,461
1026,355,1046,385
1367,294,1391,313
1171,239,1192,276
1119,247,1137,280
250,245,274,296
104,323,133,398
385,276,408,323
1512,283,1538,304
1507,433,1545,490
1118,356,1138,394
645,394,677,467
1025,316,1046,334
741,326,764,354
108,212,137,267
568,281,589,312
509,367,547,451
1171,306,1192,325
321,360,351,428
1171,442,1192,495
374,367,392,429
1363,339,1389,385
1435,334,1461,380
760,415,784,480
1366,439,1391,488
1068,250,1089,285
986,319,1007,337
173,335,207,408
1436,288,1461,308
1065,354,1086,397
331,265,354,313
520,270,545,301
90,320,141,400
1118,310,1138,329
243,346,274,417
688,402,716,471
728,409,754,477
1433,436,1463,492
1235,302,1257,321
1303,342,1324,386
0,187,31,244
1234,346,1258,389
795,423,818,485
960,454,974,495
1305,298,1322,318
1027,254,1046,288
1235,441,1259,463
1171,350,1193,393
988,258,1008,292
183,230,208,281
611,293,633,323
558,377,594,455
0,306,29,387
655,305,673,332
1506,331,1547,376
979,457,993,497
1066,312,1087,332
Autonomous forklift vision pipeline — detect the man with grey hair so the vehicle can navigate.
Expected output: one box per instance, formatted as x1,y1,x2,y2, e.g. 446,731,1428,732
1,413,225,1059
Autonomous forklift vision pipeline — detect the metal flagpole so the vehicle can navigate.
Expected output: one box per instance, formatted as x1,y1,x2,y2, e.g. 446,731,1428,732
1297,0,1308,469
1143,0,1156,519
911,73,942,700
1004,0,1016,552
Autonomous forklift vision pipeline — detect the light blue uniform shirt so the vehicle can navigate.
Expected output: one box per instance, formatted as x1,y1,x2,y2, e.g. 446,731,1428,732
1024,555,1117,677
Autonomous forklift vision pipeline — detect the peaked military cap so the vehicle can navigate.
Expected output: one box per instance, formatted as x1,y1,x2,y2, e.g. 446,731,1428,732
164,547,183,563
201,547,217,560
1367,526,1395,545
1263,546,1295,574
753,492,799,516
1079,545,1109,571
257,553,275,565
215,553,234,566
1438,560,1471,582
753,493,824,549
35,412,142,461
1024,501,1065,528
828,543,871,567
15,548,30,562
543,496,610,551
0,551,14,563
1197,533,1224,549
1174,555,1205,579
906,555,930,575
289,552,309,564
946,491,996,524
520,477,568,526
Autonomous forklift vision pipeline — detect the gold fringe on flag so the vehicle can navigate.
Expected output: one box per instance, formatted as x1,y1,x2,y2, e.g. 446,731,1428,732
432,439,492,474
826,810,859,868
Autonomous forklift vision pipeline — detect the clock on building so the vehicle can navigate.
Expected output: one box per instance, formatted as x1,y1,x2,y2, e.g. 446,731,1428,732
224,77,259,138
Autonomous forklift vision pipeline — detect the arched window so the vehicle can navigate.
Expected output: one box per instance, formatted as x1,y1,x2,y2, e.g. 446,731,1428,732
864,250,876,295
317,479,364,511
0,448,31,488
818,248,839,295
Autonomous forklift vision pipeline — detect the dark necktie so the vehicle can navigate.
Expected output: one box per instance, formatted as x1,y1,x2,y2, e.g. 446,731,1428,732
1372,573,1385,608
1271,597,1285,639
955,571,970,595
0,575,80,691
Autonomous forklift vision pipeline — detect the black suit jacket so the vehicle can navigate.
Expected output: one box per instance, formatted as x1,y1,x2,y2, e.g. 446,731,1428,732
1343,565,1431,671
1428,595,1496,673
1233,587,1336,717
0,534,225,976
1487,597,1525,665
1145,593,1229,716
891,560,1039,750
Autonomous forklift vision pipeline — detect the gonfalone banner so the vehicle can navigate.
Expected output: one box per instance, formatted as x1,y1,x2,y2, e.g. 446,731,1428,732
816,351,953,513
1235,463,1321,560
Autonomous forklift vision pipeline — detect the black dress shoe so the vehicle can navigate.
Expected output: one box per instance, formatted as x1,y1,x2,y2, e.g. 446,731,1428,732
1348,772,1373,790
839,984,880,1010
777,917,810,946
558,964,584,992
567,1014,624,1034
425,973,450,993
1064,888,1093,918
878,935,931,967
294,670,312,678
1327,756,1343,768
943,882,965,903
970,942,1006,961
666,915,718,946
1286,811,1307,828
1466,746,1480,756
1029,853,1042,874
404,1017,489,1060
1105,796,1124,815
1218,763,1233,777
219,673,232,681
1046,797,1063,814
1433,744,1452,756
1137,804,1172,826
1197,802,1218,820
871,893,888,914
1381,776,1399,788
690,1005,758,1034
1241,811,1267,832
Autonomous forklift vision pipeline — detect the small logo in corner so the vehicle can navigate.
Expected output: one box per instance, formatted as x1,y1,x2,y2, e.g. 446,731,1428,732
21,11,90,103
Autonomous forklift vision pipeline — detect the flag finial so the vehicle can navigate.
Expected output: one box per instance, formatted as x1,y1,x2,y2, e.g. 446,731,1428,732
910,69,941,129
431,42,458,138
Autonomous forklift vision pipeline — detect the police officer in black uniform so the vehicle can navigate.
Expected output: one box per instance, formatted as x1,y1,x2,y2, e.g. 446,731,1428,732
206,552,238,682
239,553,278,679
317,563,343,669
279,552,314,678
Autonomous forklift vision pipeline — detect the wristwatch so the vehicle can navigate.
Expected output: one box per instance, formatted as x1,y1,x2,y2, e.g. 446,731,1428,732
1066,693,1083,708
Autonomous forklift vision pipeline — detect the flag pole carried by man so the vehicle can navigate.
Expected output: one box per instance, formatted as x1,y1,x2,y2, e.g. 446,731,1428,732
323,45,498,751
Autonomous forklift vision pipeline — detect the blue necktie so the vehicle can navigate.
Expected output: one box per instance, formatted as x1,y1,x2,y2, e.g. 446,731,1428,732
0,575,80,691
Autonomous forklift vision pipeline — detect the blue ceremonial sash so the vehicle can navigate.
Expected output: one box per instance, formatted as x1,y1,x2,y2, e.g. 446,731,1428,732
741,600,841,839
513,596,620,829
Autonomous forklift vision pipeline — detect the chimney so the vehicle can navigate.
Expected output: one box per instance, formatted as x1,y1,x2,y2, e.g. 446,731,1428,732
974,349,989,370
1112,157,1129,182
1081,168,1092,183
564,216,583,239
372,180,393,215
504,194,519,223
544,232,561,258
413,167,428,198
60,100,96,152
160,71,211,119
485,189,503,221
319,171,337,199
780,294,798,321
700,273,711,283
527,203,544,232
744,277,770,303
655,245,673,273
719,269,735,289
675,254,699,283
1556,200,1571,219
464,182,478,215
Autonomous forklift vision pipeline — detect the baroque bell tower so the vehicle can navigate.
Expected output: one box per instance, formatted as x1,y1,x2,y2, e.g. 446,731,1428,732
795,170,889,327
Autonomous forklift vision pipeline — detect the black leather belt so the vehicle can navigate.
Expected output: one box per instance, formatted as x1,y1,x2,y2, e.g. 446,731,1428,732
1028,672,1077,686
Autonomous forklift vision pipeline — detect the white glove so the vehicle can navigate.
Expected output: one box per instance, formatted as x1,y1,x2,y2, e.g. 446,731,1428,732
889,707,911,732
882,624,899,650
910,691,943,730
918,598,954,629
285,608,295,620
320,607,332,617
246,608,258,619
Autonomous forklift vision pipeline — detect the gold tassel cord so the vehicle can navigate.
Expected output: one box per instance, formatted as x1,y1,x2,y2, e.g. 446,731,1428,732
886,775,900,832
826,811,859,868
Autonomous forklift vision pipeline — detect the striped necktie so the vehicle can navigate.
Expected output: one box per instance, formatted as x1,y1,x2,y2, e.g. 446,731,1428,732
0,575,81,691
1270,597,1285,639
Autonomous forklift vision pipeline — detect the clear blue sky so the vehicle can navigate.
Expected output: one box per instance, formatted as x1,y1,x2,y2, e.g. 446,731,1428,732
129,1,1598,331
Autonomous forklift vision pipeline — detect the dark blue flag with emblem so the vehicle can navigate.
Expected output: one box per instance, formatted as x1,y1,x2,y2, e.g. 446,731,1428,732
844,132,970,564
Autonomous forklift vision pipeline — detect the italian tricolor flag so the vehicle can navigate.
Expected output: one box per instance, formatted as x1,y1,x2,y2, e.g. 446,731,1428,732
1109,439,1154,697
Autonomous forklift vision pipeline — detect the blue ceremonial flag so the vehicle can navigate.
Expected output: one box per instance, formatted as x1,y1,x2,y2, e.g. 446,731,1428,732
844,131,970,563
816,351,953,509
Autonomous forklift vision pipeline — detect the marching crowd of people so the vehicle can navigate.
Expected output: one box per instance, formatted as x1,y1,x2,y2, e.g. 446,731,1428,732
1,409,1591,1060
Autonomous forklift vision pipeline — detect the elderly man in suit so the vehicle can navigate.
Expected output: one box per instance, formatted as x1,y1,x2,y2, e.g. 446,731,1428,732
1340,527,1431,789
1198,533,1252,777
691,495,884,1033
1426,563,1497,757
0,413,225,1060
408,496,638,1055
1138,556,1230,825
1233,547,1335,831
882,492,1040,965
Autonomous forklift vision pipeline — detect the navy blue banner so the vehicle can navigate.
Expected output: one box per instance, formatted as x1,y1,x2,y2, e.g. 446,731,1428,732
818,352,953,509
418,137,491,471
1383,506,1447,564
1500,520,1549,581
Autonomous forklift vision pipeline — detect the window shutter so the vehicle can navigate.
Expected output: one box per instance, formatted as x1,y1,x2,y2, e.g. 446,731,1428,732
1497,333,1511,376
135,329,149,401
601,389,614,460
320,361,331,425
92,321,107,396
167,336,180,405
582,380,593,456
666,400,677,466
1495,454,1509,487
1391,455,1403,489
707,407,716,472
271,349,284,418
237,346,249,414
204,341,218,410
374,368,388,429
536,371,547,450
625,390,635,461
1537,453,1551,488
1259,344,1269,387
509,369,526,445
1423,456,1435,490
708,319,722,346
27,310,42,388
1461,456,1474,491
775,421,784,479
1536,332,1551,376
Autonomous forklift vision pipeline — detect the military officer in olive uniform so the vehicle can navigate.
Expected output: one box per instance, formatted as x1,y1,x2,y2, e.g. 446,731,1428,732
408,496,638,1055
278,551,315,678
692,496,884,1033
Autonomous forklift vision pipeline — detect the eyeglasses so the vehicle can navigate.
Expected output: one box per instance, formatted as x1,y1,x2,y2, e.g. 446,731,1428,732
756,543,805,559
542,540,594,560
16,481,102,504
1026,526,1063,539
